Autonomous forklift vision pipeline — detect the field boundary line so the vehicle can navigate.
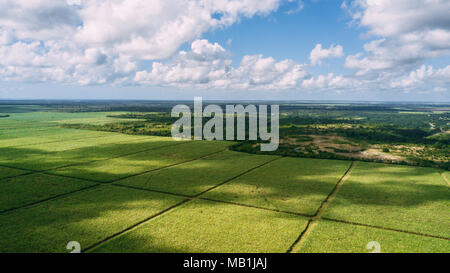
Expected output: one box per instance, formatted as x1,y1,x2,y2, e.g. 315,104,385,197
112,174,313,218
191,157,282,198
44,148,227,183
321,217,450,241
112,183,193,198
84,156,282,253
115,160,354,225
286,220,317,253
0,184,101,215
0,164,104,184
0,171,34,182
41,172,103,183
82,199,192,252
0,164,39,173
440,172,449,188
313,161,357,219
106,148,230,184
198,197,313,218
43,147,227,183
287,161,356,253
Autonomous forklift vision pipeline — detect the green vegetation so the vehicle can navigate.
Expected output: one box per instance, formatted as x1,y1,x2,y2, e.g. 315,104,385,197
116,151,276,196
0,102,448,253
0,128,109,146
57,103,449,170
0,136,177,171
0,173,95,211
297,220,449,253
323,162,450,238
62,112,174,136
203,157,351,215
0,186,184,253
49,141,233,182
0,166,29,179
91,199,309,253
20,134,156,152
296,135,314,142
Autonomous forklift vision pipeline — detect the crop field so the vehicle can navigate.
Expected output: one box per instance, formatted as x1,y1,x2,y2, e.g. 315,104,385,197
323,162,450,238
0,110,448,253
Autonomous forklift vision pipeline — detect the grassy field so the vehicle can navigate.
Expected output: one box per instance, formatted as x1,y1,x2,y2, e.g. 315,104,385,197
91,199,309,253
0,110,448,253
322,162,450,238
0,166,29,179
0,173,95,212
115,151,277,196
0,186,184,253
203,157,351,216
297,220,449,253
49,141,233,182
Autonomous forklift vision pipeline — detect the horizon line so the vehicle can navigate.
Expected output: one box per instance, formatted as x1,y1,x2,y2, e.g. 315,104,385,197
0,99,449,104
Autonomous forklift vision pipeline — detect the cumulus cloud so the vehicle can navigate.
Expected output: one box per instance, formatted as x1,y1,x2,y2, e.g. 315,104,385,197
309,44,344,66
343,0,450,76
301,73,357,90
0,0,282,85
74,0,279,60
135,39,309,90
390,64,450,92
346,0,450,38
0,0,81,41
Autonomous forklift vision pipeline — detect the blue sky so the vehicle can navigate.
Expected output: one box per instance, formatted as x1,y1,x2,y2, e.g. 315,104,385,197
0,0,449,101
206,1,362,64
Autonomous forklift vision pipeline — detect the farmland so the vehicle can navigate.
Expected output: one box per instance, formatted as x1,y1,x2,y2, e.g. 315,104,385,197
0,102,448,253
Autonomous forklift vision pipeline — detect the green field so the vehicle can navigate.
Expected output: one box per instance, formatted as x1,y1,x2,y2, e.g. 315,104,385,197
297,220,449,253
115,151,277,196
203,157,351,215
92,199,309,253
323,162,450,238
0,110,448,253
0,166,29,179
0,186,184,253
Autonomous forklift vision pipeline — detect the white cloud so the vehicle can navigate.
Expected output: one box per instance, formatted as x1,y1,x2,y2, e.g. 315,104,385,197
390,65,434,88
390,64,450,92
343,0,450,76
285,0,304,15
0,0,81,41
0,0,282,85
301,73,358,90
347,0,450,38
70,0,280,60
135,39,309,90
309,44,344,66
